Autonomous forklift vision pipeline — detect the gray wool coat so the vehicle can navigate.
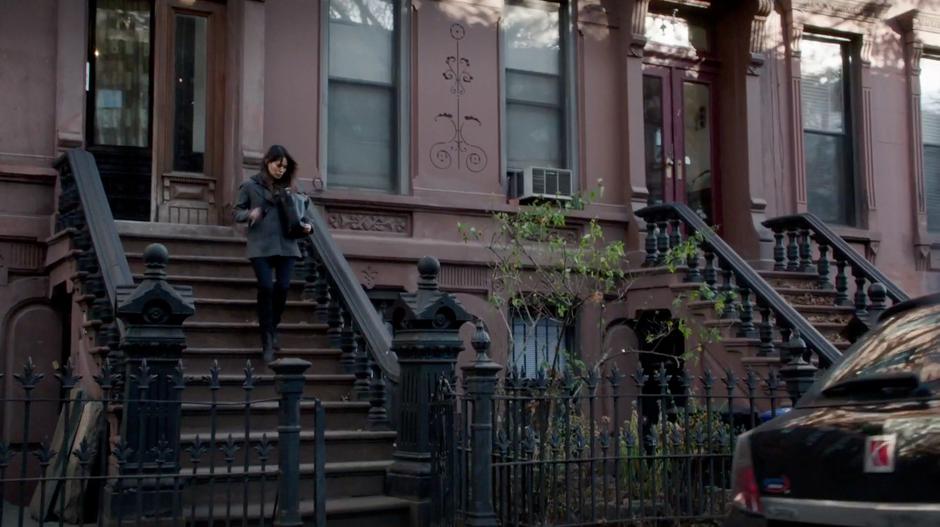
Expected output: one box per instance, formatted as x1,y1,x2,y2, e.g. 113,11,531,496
233,173,313,259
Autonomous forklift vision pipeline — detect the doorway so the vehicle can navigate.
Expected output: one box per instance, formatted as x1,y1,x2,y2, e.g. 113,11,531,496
86,0,226,224
643,65,719,226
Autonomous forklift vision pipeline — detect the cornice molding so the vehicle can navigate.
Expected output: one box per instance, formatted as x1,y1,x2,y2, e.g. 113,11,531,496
790,0,888,23
897,9,940,42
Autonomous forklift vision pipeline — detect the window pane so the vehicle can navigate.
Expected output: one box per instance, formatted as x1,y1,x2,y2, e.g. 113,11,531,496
327,81,395,191
329,0,394,84
925,145,940,232
506,70,561,106
504,3,560,76
920,58,940,232
172,14,207,173
805,131,853,224
643,75,665,204
801,38,845,133
684,82,713,223
506,103,563,168
510,314,569,378
92,0,151,147
921,58,940,144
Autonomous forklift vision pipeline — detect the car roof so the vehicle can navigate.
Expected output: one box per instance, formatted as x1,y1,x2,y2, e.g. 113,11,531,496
879,292,940,322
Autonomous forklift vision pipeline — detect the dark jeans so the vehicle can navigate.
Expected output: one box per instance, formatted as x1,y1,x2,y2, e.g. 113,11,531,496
250,256,297,333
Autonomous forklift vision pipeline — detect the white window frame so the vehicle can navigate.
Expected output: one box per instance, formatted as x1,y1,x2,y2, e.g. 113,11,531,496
499,0,579,192
319,0,411,194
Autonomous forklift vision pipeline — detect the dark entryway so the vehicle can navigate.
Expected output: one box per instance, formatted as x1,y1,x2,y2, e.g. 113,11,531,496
86,0,226,224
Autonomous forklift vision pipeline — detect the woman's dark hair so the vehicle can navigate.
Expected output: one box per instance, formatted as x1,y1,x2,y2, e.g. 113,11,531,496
261,144,298,188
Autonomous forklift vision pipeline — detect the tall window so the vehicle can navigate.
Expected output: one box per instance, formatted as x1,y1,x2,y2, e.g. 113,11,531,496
89,0,152,147
503,0,573,170
921,56,940,232
327,0,400,192
800,34,856,225
510,312,573,377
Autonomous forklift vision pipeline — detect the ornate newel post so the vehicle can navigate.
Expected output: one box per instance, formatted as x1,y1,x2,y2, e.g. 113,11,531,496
387,256,472,499
113,243,195,516
462,321,501,527
779,331,817,405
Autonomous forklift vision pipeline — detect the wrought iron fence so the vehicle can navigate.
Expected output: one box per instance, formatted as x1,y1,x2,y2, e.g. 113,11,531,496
0,356,325,527
437,362,792,526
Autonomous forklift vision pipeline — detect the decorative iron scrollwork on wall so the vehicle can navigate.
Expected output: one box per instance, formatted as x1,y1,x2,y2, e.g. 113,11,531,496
430,23,488,173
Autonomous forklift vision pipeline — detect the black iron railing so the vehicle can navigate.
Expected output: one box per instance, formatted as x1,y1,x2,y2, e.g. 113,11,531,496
763,213,909,319
434,324,793,526
0,357,326,527
300,203,397,428
636,203,842,368
54,149,135,357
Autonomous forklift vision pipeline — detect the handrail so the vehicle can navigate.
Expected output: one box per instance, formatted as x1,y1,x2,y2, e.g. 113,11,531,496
637,203,842,367
763,213,909,304
304,201,399,382
55,149,135,303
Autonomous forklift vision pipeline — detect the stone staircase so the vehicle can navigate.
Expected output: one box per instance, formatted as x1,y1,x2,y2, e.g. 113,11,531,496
629,265,846,373
117,221,413,526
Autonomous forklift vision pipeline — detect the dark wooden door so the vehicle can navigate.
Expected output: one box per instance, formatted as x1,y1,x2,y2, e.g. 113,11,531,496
642,65,720,226
86,0,226,224
153,0,226,224
86,0,155,221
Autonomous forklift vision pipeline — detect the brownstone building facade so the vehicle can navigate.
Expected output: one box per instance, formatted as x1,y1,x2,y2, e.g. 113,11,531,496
2,0,940,388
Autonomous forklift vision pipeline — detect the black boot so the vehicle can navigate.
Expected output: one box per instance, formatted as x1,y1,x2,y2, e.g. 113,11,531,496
257,287,276,362
261,331,275,364
272,287,289,350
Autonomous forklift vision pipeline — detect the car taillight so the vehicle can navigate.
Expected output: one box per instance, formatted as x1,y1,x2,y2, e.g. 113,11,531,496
731,434,762,515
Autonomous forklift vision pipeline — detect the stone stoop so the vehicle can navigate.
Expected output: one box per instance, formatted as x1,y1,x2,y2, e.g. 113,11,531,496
115,221,413,526
627,264,863,389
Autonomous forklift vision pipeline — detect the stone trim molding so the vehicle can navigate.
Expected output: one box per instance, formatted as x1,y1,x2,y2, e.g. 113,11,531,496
783,0,887,220
629,0,651,58
897,9,940,270
326,209,411,236
748,0,775,75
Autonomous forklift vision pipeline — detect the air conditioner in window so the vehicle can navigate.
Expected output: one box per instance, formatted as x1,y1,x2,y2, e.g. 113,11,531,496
507,166,573,203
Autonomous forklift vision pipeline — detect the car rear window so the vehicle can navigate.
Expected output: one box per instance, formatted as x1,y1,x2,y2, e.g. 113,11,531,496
823,303,940,391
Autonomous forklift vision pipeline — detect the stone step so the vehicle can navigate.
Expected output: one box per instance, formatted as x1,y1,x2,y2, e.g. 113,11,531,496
185,494,414,527
120,230,247,259
720,337,852,356
178,373,355,402
177,400,372,435
183,322,329,349
143,274,307,302
790,304,855,325
757,269,821,289
179,460,391,505
129,253,260,280
177,429,396,468
774,287,841,307
180,347,344,374
191,298,316,325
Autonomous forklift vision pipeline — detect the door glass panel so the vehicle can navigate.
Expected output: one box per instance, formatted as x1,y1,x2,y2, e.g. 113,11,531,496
92,0,151,147
643,75,665,204
683,82,712,223
172,14,208,173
